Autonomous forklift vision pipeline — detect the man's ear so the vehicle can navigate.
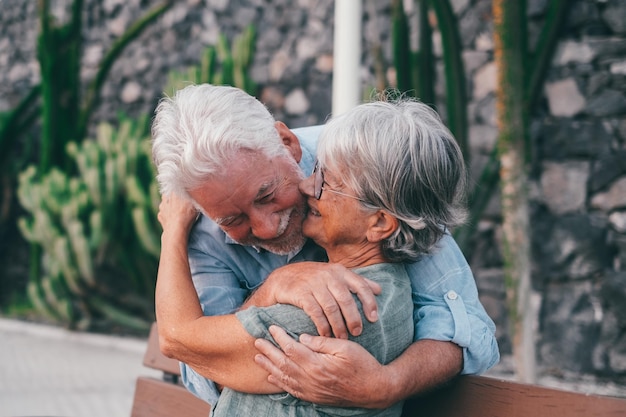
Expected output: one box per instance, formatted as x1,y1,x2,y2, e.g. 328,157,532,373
366,210,399,243
275,121,302,163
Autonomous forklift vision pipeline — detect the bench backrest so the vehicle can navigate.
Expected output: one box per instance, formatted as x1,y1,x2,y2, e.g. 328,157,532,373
130,323,212,417
404,374,626,417
131,323,626,417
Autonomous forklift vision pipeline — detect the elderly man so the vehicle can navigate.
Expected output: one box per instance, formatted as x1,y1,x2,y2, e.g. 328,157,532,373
152,84,499,409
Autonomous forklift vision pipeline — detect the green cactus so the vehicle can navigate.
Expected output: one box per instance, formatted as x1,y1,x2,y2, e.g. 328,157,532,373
391,0,466,151
391,0,413,95
5,0,172,323
17,115,158,331
15,23,260,331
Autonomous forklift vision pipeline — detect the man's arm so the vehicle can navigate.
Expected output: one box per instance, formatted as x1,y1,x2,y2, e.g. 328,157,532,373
244,261,382,339
254,326,462,408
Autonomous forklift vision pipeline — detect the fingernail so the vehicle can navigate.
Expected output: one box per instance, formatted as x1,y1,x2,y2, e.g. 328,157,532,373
299,333,312,344
370,310,378,322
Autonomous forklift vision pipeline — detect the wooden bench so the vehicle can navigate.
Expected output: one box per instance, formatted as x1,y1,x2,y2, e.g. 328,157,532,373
131,323,626,417
130,323,212,417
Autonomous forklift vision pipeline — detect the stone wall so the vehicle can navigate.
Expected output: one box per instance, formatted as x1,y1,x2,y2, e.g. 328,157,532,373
2,0,626,385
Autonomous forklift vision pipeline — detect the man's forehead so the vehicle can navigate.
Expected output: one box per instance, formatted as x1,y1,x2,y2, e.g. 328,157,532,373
191,154,285,214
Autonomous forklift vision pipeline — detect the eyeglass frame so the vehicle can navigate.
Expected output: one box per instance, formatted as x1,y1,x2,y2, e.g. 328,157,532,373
312,160,366,202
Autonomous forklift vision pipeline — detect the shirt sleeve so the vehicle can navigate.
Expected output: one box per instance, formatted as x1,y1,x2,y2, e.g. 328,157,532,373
406,233,500,374
188,245,249,316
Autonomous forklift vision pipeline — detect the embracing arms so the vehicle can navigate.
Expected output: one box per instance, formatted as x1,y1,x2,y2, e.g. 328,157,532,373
255,327,462,408
155,194,380,394
252,234,500,408
156,194,498,407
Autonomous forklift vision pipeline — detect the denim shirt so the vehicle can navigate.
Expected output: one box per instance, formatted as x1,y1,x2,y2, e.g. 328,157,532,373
181,125,500,406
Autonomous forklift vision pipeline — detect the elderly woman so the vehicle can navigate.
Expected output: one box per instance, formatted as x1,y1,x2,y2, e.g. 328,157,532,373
157,97,468,416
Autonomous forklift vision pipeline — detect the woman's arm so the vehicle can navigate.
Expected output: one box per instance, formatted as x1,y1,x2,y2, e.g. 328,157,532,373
155,194,279,393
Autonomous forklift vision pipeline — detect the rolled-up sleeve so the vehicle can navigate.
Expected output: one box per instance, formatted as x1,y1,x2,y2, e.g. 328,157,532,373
407,234,500,374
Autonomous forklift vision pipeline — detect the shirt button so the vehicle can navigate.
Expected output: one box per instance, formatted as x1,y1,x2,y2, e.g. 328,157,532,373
446,290,458,300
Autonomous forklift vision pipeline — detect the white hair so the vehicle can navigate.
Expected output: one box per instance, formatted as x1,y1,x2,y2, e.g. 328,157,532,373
151,84,289,197
318,98,468,261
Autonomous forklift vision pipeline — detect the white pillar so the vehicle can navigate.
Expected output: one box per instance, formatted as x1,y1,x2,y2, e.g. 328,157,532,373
332,0,362,117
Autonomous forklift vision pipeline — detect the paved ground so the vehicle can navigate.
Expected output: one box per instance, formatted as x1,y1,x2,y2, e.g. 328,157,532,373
1,317,625,417
0,318,160,417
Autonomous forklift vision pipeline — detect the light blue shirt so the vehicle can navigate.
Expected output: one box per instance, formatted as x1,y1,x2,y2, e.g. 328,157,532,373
181,125,500,406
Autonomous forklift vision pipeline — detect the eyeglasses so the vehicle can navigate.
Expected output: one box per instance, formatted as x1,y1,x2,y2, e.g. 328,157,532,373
312,160,365,202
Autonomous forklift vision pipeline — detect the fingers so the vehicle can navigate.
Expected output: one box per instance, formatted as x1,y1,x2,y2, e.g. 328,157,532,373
310,286,352,339
351,277,381,323
298,292,333,338
253,338,288,386
158,194,199,232
305,268,382,338
326,281,362,338
269,325,315,362
327,271,381,336
254,326,310,396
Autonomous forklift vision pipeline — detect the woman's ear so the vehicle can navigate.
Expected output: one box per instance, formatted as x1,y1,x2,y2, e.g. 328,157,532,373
366,210,399,243
275,121,302,163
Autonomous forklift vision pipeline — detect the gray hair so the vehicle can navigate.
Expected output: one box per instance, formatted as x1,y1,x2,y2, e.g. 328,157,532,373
317,98,468,262
151,84,288,197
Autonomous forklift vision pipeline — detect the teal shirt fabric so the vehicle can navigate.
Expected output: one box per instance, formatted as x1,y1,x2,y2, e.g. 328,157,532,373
180,125,500,406
212,263,413,417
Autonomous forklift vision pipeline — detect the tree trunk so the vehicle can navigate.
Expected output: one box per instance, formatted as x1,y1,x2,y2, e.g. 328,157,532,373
493,0,536,383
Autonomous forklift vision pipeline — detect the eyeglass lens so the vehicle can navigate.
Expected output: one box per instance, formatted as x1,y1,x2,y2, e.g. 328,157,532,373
313,161,323,199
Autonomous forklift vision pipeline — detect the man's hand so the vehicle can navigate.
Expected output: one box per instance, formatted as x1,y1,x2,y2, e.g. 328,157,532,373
254,325,388,407
247,262,382,339
254,326,463,409
158,193,199,237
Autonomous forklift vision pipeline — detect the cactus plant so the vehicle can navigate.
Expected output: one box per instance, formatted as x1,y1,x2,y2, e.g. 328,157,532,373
16,25,259,332
17,115,158,331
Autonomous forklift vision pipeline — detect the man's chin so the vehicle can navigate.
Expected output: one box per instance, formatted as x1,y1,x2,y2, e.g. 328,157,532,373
257,232,307,255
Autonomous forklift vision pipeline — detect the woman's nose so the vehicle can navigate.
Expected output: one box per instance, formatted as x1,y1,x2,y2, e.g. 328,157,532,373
299,174,315,197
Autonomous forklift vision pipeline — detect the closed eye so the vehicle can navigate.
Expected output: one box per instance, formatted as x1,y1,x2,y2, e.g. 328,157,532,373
256,190,275,205
218,215,245,228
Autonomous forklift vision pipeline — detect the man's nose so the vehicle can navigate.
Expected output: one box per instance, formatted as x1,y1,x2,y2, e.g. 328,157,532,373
299,174,315,197
249,210,281,240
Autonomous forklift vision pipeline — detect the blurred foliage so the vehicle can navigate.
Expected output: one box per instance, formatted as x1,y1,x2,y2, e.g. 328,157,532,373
0,0,172,329
2,0,258,332
17,116,159,331
164,25,257,96
36,0,172,174
494,0,571,383
392,0,466,157
389,0,569,257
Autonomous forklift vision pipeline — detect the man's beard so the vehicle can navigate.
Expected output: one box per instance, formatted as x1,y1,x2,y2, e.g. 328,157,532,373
235,205,307,255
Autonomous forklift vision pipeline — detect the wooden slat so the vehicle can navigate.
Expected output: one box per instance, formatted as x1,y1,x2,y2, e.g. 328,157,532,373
402,375,626,417
143,322,181,376
131,377,212,417
138,322,626,417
